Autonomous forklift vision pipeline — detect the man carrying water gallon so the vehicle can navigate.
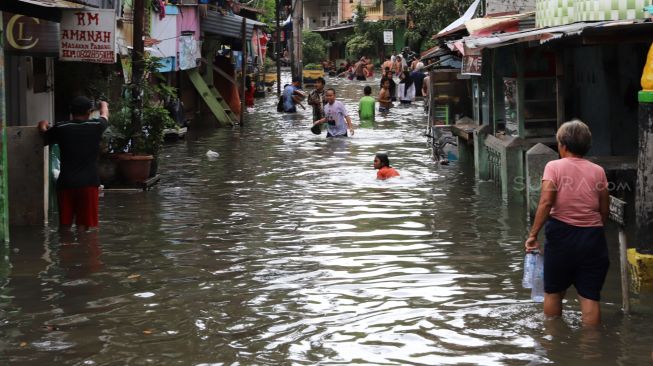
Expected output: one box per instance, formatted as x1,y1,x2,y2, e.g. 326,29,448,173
524,120,610,327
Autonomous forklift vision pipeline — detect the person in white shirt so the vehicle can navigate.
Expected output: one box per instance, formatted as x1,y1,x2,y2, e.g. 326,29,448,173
397,71,415,104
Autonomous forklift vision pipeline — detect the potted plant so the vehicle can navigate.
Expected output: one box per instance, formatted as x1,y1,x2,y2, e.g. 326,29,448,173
104,56,177,186
302,63,325,87
263,57,277,87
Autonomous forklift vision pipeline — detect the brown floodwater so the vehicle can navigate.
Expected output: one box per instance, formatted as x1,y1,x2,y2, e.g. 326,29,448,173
0,75,652,365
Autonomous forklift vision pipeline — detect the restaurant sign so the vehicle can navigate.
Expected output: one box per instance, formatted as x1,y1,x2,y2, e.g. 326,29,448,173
60,9,116,64
3,13,59,55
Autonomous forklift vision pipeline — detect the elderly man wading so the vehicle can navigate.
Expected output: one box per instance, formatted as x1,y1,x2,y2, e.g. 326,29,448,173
525,119,610,327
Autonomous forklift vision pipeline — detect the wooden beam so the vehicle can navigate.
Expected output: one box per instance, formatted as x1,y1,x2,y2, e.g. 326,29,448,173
212,65,237,85
515,46,525,137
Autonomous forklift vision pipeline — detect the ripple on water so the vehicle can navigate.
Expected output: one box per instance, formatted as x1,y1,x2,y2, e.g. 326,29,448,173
0,73,649,366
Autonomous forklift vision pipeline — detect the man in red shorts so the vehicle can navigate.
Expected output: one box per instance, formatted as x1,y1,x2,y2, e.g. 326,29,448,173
38,96,109,231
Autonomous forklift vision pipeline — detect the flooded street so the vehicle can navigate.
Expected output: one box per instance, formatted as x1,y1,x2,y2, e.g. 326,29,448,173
1,75,653,365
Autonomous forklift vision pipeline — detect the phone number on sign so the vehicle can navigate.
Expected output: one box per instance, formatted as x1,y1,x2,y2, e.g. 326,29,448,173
61,49,115,62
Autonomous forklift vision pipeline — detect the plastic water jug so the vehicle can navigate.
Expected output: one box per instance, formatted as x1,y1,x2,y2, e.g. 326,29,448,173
522,252,537,289
531,252,545,303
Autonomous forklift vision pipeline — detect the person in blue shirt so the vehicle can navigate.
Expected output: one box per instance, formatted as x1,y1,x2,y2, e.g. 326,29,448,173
282,77,305,113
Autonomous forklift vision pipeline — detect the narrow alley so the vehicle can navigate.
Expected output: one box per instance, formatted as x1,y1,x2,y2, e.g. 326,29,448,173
1,76,652,365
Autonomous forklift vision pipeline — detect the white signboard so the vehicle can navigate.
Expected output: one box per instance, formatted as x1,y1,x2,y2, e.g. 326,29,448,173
60,9,116,64
383,29,393,45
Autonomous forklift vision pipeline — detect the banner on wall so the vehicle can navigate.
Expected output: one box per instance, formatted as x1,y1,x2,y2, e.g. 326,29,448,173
60,9,116,64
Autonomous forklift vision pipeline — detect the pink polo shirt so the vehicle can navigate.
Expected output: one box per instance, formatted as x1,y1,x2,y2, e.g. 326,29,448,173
542,157,608,227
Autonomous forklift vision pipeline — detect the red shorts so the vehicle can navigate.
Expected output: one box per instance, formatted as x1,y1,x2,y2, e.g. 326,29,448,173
57,186,99,228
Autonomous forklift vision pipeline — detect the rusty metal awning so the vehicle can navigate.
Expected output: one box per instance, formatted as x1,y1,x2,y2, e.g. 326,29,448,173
461,20,653,51
462,22,592,49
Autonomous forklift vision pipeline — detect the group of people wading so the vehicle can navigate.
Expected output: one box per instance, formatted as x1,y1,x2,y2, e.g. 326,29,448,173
279,58,613,325
279,62,407,180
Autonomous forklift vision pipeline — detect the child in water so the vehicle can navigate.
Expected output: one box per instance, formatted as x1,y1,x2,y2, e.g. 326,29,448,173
359,86,375,128
374,153,400,180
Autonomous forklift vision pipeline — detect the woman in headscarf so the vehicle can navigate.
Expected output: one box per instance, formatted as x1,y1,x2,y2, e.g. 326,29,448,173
397,71,415,105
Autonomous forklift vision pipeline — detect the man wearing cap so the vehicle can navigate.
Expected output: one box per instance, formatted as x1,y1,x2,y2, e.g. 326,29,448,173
38,96,109,231
282,77,304,113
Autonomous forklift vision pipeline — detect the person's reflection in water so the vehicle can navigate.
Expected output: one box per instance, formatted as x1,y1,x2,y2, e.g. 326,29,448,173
577,326,605,361
542,314,606,364
58,229,103,279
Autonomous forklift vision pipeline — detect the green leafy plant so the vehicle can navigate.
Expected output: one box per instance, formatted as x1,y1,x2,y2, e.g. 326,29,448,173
105,55,177,157
263,57,276,73
401,0,474,51
345,5,399,58
346,34,376,58
302,31,328,64
304,63,322,70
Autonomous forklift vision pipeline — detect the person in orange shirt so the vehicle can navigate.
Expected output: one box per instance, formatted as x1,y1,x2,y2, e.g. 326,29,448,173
374,152,400,180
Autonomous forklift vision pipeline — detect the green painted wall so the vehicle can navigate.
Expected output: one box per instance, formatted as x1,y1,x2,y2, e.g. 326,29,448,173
389,26,406,54
0,20,9,243
536,0,646,27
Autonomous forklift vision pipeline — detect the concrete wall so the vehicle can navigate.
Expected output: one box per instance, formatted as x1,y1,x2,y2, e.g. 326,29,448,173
7,127,48,226
304,0,337,30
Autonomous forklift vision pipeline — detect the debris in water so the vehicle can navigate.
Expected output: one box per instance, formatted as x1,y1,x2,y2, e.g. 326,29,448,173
206,150,220,160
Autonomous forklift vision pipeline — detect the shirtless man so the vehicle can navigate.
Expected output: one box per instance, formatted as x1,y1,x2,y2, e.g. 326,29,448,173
378,78,392,113
382,56,393,76
393,55,403,74
365,58,375,78
354,57,367,81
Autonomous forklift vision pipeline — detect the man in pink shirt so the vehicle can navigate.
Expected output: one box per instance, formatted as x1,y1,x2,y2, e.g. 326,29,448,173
525,120,610,326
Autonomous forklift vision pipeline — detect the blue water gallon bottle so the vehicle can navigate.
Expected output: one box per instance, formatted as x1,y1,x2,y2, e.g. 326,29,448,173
531,252,545,302
522,252,537,289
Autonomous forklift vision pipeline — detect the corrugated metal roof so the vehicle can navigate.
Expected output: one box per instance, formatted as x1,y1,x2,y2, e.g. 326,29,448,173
18,0,84,8
201,11,266,39
463,22,593,49
313,22,355,32
238,4,266,14
464,12,534,35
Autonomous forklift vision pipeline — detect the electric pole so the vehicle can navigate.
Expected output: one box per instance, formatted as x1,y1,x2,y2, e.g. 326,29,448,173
132,0,145,138
276,0,281,95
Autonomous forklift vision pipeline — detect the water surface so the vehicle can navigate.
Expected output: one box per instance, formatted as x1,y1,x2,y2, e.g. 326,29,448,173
1,75,652,365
